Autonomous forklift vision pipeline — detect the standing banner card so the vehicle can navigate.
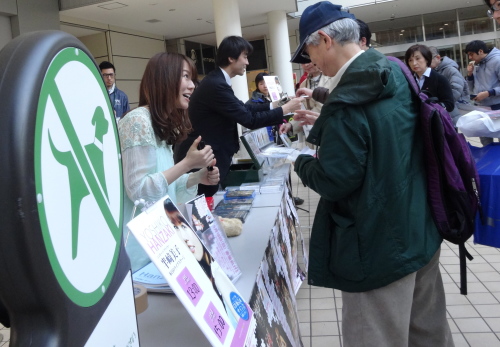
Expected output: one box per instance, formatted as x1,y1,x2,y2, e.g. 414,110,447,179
127,196,256,347
263,76,284,102
185,195,242,282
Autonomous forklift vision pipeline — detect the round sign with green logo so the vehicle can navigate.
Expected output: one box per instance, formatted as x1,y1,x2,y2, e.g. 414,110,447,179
34,47,123,307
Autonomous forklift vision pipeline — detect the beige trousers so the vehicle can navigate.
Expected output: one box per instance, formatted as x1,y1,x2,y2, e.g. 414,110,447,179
342,248,454,347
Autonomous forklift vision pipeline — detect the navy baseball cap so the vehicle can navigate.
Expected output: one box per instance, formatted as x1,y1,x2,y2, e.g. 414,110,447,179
290,2,356,64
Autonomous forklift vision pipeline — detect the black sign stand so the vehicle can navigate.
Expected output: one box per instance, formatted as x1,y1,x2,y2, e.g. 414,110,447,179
0,30,137,346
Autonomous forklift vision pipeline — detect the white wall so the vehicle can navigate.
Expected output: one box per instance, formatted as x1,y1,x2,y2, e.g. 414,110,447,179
266,30,302,92
62,16,166,109
0,15,12,51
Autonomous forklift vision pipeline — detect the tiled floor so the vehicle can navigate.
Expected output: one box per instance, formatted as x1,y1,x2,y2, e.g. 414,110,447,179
1,138,498,347
293,136,500,347
0,324,7,347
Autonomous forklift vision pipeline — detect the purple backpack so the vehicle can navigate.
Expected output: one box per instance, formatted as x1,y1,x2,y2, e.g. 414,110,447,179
388,56,482,295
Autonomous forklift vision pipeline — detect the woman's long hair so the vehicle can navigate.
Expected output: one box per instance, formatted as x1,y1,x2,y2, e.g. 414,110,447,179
139,52,197,144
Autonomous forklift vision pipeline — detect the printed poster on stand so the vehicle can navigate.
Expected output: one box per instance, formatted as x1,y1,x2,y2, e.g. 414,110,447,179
263,76,284,102
185,195,242,282
248,183,307,346
127,195,256,347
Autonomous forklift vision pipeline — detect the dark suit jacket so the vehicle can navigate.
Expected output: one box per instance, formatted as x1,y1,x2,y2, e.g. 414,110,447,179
174,68,284,196
420,70,455,112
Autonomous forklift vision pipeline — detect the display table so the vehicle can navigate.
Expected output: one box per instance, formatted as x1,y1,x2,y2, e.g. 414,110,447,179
136,165,305,346
471,144,500,248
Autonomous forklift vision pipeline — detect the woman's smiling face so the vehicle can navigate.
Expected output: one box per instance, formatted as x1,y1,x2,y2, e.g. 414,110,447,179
172,216,204,261
176,60,195,110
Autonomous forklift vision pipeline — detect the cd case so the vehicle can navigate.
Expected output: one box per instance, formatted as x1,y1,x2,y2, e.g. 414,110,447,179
224,189,256,200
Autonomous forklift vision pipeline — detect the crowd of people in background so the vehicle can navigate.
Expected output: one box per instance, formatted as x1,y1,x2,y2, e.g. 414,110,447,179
109,1,500,345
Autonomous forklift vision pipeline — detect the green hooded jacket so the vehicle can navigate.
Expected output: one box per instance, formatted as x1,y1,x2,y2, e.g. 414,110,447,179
294,49,442,292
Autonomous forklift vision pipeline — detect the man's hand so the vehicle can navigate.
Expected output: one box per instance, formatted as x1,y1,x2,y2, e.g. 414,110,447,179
293,109,320,126
295,87,313,98
474,90,490,102
279,123,292,134
281,97,304,115
467,62,474,76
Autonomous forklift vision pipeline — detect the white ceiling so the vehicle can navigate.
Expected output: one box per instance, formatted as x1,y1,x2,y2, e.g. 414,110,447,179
60,0,486,45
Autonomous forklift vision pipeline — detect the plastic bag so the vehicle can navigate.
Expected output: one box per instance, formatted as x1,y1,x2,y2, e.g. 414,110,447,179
456,110,500,137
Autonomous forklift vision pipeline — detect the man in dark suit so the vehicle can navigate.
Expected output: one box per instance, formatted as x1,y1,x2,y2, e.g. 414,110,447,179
174,36,303,197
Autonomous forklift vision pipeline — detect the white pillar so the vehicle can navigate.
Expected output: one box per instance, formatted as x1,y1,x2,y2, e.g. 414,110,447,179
212,0,249,103
267,10,294,98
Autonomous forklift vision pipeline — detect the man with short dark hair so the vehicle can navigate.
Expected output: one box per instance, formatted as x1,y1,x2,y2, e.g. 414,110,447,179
465,39,500,145
291,2,453,346
174,36,303,197
356,19,371,50
99,61,130,120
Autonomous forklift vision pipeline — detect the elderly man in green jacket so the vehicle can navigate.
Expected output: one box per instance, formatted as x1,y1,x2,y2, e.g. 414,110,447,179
291,2,454,347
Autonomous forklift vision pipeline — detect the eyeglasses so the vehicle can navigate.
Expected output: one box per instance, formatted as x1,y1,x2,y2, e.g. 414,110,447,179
487,2,500,18
299,35,311,60
102,73,115,78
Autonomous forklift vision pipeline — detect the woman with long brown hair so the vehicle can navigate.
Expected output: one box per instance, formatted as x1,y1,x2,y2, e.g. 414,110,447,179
118,52,219,271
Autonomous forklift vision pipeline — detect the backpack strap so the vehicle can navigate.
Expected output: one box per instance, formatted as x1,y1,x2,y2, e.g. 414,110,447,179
386,56,420,96
459,243,474,295
388,55,477,296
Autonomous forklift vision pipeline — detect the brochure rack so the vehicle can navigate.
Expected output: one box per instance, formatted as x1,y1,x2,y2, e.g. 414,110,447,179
136,164,307,346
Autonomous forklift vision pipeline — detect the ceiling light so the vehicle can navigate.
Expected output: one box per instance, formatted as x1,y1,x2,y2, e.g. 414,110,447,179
169,9,175,11
345,0,396,9
439,28,443,30
444,23,449,26
145,19,161,23
97,2,128,10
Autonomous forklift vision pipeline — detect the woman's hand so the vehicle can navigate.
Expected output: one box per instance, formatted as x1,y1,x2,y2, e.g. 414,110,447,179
183,136,214,171
186,159,219,188
279,122,292,134
293,109,319,126
199,161,220,186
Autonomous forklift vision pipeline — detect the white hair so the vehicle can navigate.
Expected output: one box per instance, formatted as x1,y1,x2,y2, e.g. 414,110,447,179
305,18,360,47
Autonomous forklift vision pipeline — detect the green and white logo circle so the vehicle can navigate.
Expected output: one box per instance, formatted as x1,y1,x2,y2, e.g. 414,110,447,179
35,48,123,307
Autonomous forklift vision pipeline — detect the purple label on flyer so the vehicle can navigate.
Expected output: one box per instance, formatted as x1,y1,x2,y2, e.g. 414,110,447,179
230,303,254,347
176,267,203,306
204,302,229,344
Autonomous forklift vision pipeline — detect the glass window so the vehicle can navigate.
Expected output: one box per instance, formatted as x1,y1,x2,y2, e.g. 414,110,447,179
247,39,268,71
431,44,466,74
458,5,494,35
423,10,458,41
185,40,204,75
185,41,217,76
201,44,216,75
387,51,406,63
370,16,423,46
